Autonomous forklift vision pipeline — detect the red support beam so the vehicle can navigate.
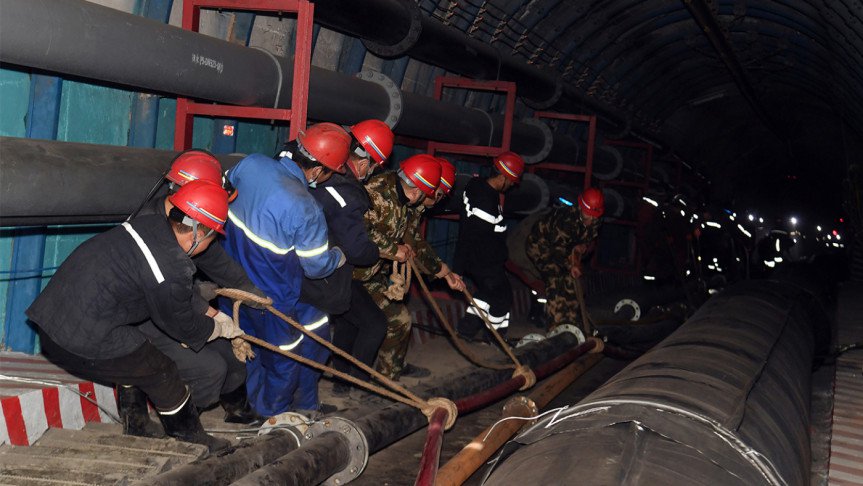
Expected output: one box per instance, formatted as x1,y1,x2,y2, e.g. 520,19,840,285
174,0,313,150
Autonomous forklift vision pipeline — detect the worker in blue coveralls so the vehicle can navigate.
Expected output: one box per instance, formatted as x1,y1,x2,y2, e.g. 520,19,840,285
220,122,350,417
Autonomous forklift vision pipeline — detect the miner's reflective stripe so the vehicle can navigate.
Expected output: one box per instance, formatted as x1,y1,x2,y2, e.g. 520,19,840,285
295,242,329,258
157,391,190,415
279,335,304,351
463,193,507,233
466,297,510,329
122,222,165,284
325,186,347,208
228,210,294,255
304,315,329,332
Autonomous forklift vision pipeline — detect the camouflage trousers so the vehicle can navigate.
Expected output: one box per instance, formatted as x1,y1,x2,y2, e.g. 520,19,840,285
526,237,581,330
543,271,582,330
369,291,412,380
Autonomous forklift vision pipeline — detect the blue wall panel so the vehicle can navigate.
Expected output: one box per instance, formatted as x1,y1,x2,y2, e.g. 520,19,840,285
57,82,133,145
0,68,29,137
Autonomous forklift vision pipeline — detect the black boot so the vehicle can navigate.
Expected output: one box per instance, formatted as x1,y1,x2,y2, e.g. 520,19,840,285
116,386,165,438
220,385,265,427
158,396,232,454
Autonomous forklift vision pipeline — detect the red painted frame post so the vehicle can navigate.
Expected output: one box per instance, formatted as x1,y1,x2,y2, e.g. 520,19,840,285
530,112,597,190
173,0,313,150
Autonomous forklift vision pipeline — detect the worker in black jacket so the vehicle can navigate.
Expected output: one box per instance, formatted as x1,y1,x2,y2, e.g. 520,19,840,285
27,181,239,454
309,120,393,394
132,150,264,426
454,152,525,340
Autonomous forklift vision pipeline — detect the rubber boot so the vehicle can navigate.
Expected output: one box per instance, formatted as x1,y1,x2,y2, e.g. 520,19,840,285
220,385,265,427
158,395,232,454
116,385,165,438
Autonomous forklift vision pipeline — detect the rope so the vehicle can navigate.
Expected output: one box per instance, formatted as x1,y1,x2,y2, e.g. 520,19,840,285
383,260,411,301
215,288,459,429
573,277,595,337
406,258,513,372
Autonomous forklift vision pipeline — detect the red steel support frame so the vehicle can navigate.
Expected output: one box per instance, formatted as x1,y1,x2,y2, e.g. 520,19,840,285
174,0,313,150
594,139,654,275
427,76,517,157
527,112,597,190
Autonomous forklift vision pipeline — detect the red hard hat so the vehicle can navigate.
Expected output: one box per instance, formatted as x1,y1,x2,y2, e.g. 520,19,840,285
437,157,456,195
578,187,605,218
297,122,351,173
400,154,441,197
350,119,394,166
166,149,223,187
168,180,229,235
494,151,525,183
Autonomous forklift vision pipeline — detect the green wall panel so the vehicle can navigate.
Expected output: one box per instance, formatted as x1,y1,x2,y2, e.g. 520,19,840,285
0,235,14,340
0,68,30,137
57,81,133,145
236,120,281,156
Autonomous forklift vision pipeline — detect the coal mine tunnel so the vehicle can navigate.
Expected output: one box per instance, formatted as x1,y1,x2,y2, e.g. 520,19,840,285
0,1,860,485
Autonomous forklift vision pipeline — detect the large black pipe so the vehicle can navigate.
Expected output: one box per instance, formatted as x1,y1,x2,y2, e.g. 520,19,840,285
0,137,241,226
484,277,829,485
310,0,651,138
0,0,579,162
150,332,582,485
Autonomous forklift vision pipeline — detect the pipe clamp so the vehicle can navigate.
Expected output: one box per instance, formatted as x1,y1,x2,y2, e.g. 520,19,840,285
520,118,553,164
356,70,404,129
310,416,369,486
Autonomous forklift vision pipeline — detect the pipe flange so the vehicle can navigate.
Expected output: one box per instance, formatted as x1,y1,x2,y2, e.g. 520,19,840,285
522,73,564,110
503,396,539,425
547,324,586,345
362,2,423,58
515,332,546,348
307,417,369,486
593,145,623,181
602,187,625,219
613,298,642,321
520,117,553,164
355,70,403,129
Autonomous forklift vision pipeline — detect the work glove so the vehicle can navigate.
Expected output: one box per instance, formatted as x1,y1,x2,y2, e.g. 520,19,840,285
195,280,219,302
231,337,256,362
208,311,244,341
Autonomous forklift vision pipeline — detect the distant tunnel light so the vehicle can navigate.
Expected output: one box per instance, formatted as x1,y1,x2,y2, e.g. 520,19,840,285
643,275,656,281
686,270,691,276
705,221,722,229
790,217,798,226
558,197,574,207
758,217,764,223
764,260,776,268
680,210,686,217
775,239,781,252
827,234,832,240
642,196,658,207
737,224,752,238
833,242,840,248
536,298,548,304
836,234,842,241
748,214,755,221
707,264,716,270
774,257,783,263
816,225,822,232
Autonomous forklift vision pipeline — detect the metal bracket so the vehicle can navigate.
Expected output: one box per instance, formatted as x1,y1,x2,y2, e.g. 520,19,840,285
547,324,586,345
519,117,553,164
307,416,369,486
613,298,642,321
362,1,423,58
515,332,546,348
356,70,403,130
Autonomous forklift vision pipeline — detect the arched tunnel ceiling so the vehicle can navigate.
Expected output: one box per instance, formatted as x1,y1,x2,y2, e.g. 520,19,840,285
412,0,861,218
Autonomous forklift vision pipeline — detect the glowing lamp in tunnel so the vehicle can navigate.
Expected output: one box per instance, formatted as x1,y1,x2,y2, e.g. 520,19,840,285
836,234,841,240
680,210,686,217
775,239,781,252
642,197,658,207
748,214,755,221
643,275,656,281
737,224,752,238
759,217,764,223
833,229,839,236
705,221,722,229
790,217,798,226
816,225,822,232
558,197,574,207
764,260,776,268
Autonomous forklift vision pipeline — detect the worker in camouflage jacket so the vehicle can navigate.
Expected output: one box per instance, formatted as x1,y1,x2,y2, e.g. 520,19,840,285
526,187,604,332
355,155,460,380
